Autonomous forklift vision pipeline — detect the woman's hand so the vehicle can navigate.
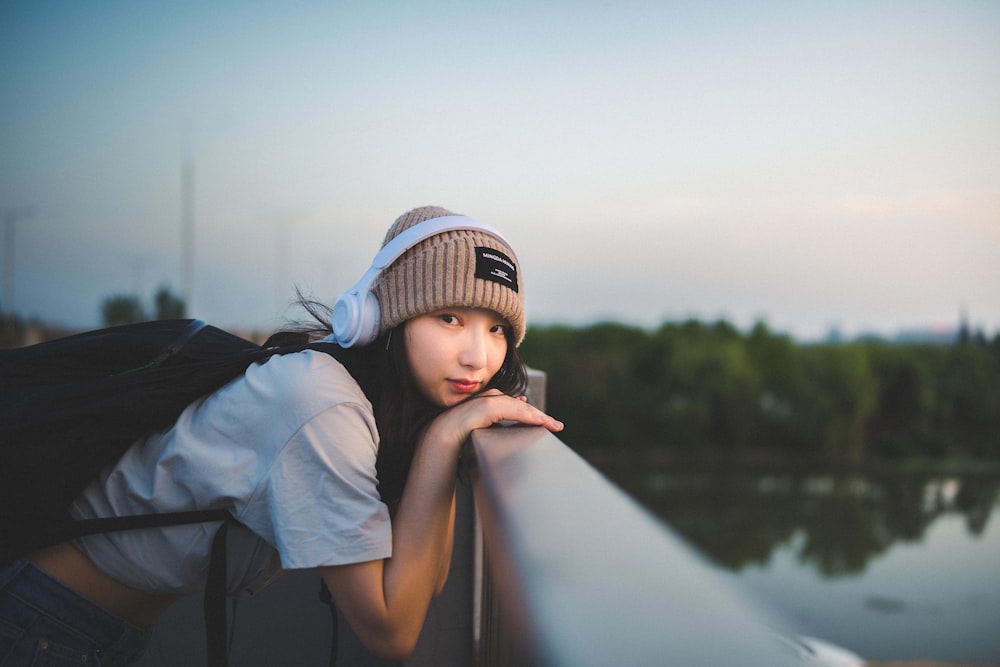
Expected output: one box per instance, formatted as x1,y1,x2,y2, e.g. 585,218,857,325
423,389,563,453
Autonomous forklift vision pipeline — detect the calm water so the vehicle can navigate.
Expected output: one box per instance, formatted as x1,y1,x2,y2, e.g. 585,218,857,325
596,459,1000,664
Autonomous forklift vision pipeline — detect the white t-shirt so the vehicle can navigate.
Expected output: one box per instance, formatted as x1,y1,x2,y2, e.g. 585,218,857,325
70,349,393,596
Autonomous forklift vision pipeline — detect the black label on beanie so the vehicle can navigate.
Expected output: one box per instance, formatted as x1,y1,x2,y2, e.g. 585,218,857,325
474,247,518,293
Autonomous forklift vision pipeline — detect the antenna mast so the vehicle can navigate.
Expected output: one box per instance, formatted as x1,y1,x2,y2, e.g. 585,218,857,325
181,150,195,313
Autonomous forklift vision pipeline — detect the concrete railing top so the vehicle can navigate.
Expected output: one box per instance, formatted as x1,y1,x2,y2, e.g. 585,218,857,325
465,425,863,667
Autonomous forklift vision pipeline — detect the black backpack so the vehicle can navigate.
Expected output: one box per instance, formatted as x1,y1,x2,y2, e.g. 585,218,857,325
0,319,342,666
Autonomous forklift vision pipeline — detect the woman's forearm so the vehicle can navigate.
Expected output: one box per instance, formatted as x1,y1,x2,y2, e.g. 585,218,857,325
320,433,460,659
382,433,460,632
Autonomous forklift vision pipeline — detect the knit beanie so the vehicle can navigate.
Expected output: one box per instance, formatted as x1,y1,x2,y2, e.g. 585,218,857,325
373,206,526,345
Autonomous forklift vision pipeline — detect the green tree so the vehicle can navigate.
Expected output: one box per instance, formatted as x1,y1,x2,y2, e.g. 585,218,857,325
101,294,146,326
153,285,186,319
935,336,1000,456
1,312,25,348
745,321,801,449
793,344,877,462
660,320,761,449
865,343,938,457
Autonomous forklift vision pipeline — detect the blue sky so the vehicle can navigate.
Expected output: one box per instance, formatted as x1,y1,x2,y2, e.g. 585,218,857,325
2,1,998,339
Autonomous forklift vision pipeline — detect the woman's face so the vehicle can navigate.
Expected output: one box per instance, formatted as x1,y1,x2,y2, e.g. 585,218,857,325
404,307,510,407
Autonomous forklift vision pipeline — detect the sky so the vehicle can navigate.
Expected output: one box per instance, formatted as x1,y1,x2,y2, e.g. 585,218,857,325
2,1,998,341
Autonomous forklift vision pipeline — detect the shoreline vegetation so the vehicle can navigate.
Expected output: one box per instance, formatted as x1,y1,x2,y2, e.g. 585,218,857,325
517,319,999,465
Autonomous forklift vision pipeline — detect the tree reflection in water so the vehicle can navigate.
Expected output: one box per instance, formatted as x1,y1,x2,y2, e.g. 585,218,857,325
590,458,1000,577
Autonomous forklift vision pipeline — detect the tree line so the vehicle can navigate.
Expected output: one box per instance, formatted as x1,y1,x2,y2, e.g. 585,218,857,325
1,287,186,348
518,320,1000,462
99,286,186,326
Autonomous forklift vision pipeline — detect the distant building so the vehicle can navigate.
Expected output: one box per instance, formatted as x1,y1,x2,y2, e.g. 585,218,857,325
893,326,958,344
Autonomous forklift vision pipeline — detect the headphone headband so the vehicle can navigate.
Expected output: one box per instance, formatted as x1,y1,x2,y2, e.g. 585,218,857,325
370,216,509,272
331,215,512,347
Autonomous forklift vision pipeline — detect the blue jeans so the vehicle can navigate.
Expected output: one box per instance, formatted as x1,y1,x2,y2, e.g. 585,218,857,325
0,560,148,666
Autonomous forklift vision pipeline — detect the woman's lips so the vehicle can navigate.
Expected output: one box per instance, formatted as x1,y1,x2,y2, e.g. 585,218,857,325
448,379,480,393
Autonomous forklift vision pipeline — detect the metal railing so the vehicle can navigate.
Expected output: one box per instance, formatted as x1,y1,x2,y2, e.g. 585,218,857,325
464,425,864,667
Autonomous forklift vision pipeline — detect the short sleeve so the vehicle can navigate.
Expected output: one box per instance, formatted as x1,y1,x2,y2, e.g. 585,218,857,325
237,398,393,568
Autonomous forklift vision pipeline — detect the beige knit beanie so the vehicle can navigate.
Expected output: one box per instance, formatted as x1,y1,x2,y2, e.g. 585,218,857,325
373,206,526,345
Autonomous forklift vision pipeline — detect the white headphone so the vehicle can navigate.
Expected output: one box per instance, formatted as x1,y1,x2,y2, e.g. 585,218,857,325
331,215,511,347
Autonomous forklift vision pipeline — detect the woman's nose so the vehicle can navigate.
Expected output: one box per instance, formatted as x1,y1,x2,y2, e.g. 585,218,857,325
458,331,488,369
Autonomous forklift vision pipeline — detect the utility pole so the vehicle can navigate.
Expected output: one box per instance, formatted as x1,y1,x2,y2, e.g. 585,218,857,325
2,206,34,316
181,151,195,313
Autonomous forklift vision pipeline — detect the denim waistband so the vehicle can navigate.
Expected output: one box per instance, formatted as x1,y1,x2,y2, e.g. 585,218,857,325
1,559,147,656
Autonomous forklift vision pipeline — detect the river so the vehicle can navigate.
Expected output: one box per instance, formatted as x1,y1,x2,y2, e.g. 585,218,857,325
592,458,1000,664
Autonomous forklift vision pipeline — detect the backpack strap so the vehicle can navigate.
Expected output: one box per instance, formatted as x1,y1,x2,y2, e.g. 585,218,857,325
80,511,238,667
57,509,231,540
205,517,235,667
117,319,210,375
50,508,237,666
5,509,233,563
318,580,339,667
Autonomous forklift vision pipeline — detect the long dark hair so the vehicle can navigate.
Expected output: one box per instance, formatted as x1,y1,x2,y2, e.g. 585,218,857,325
266,295,528,509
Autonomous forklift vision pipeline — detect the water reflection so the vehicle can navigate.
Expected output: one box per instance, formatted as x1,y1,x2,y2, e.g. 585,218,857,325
595,460,1000,577
592,459,1000,661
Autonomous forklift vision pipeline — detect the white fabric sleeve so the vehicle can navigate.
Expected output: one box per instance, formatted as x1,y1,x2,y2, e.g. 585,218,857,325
237,398,393,569
216,351,393,569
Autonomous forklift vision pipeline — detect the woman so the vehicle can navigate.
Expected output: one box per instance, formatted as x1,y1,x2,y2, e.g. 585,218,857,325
0,206,563,665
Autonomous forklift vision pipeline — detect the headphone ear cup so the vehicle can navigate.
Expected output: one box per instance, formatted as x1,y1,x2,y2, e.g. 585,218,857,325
353,290,382,347
332,289,382,347
332,291,362,347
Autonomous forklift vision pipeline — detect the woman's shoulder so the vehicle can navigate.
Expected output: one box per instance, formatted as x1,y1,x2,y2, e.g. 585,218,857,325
252,348,369,407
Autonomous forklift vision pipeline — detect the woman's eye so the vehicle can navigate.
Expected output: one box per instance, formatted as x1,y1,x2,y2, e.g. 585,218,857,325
490,324,509,335
440,314,459,325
